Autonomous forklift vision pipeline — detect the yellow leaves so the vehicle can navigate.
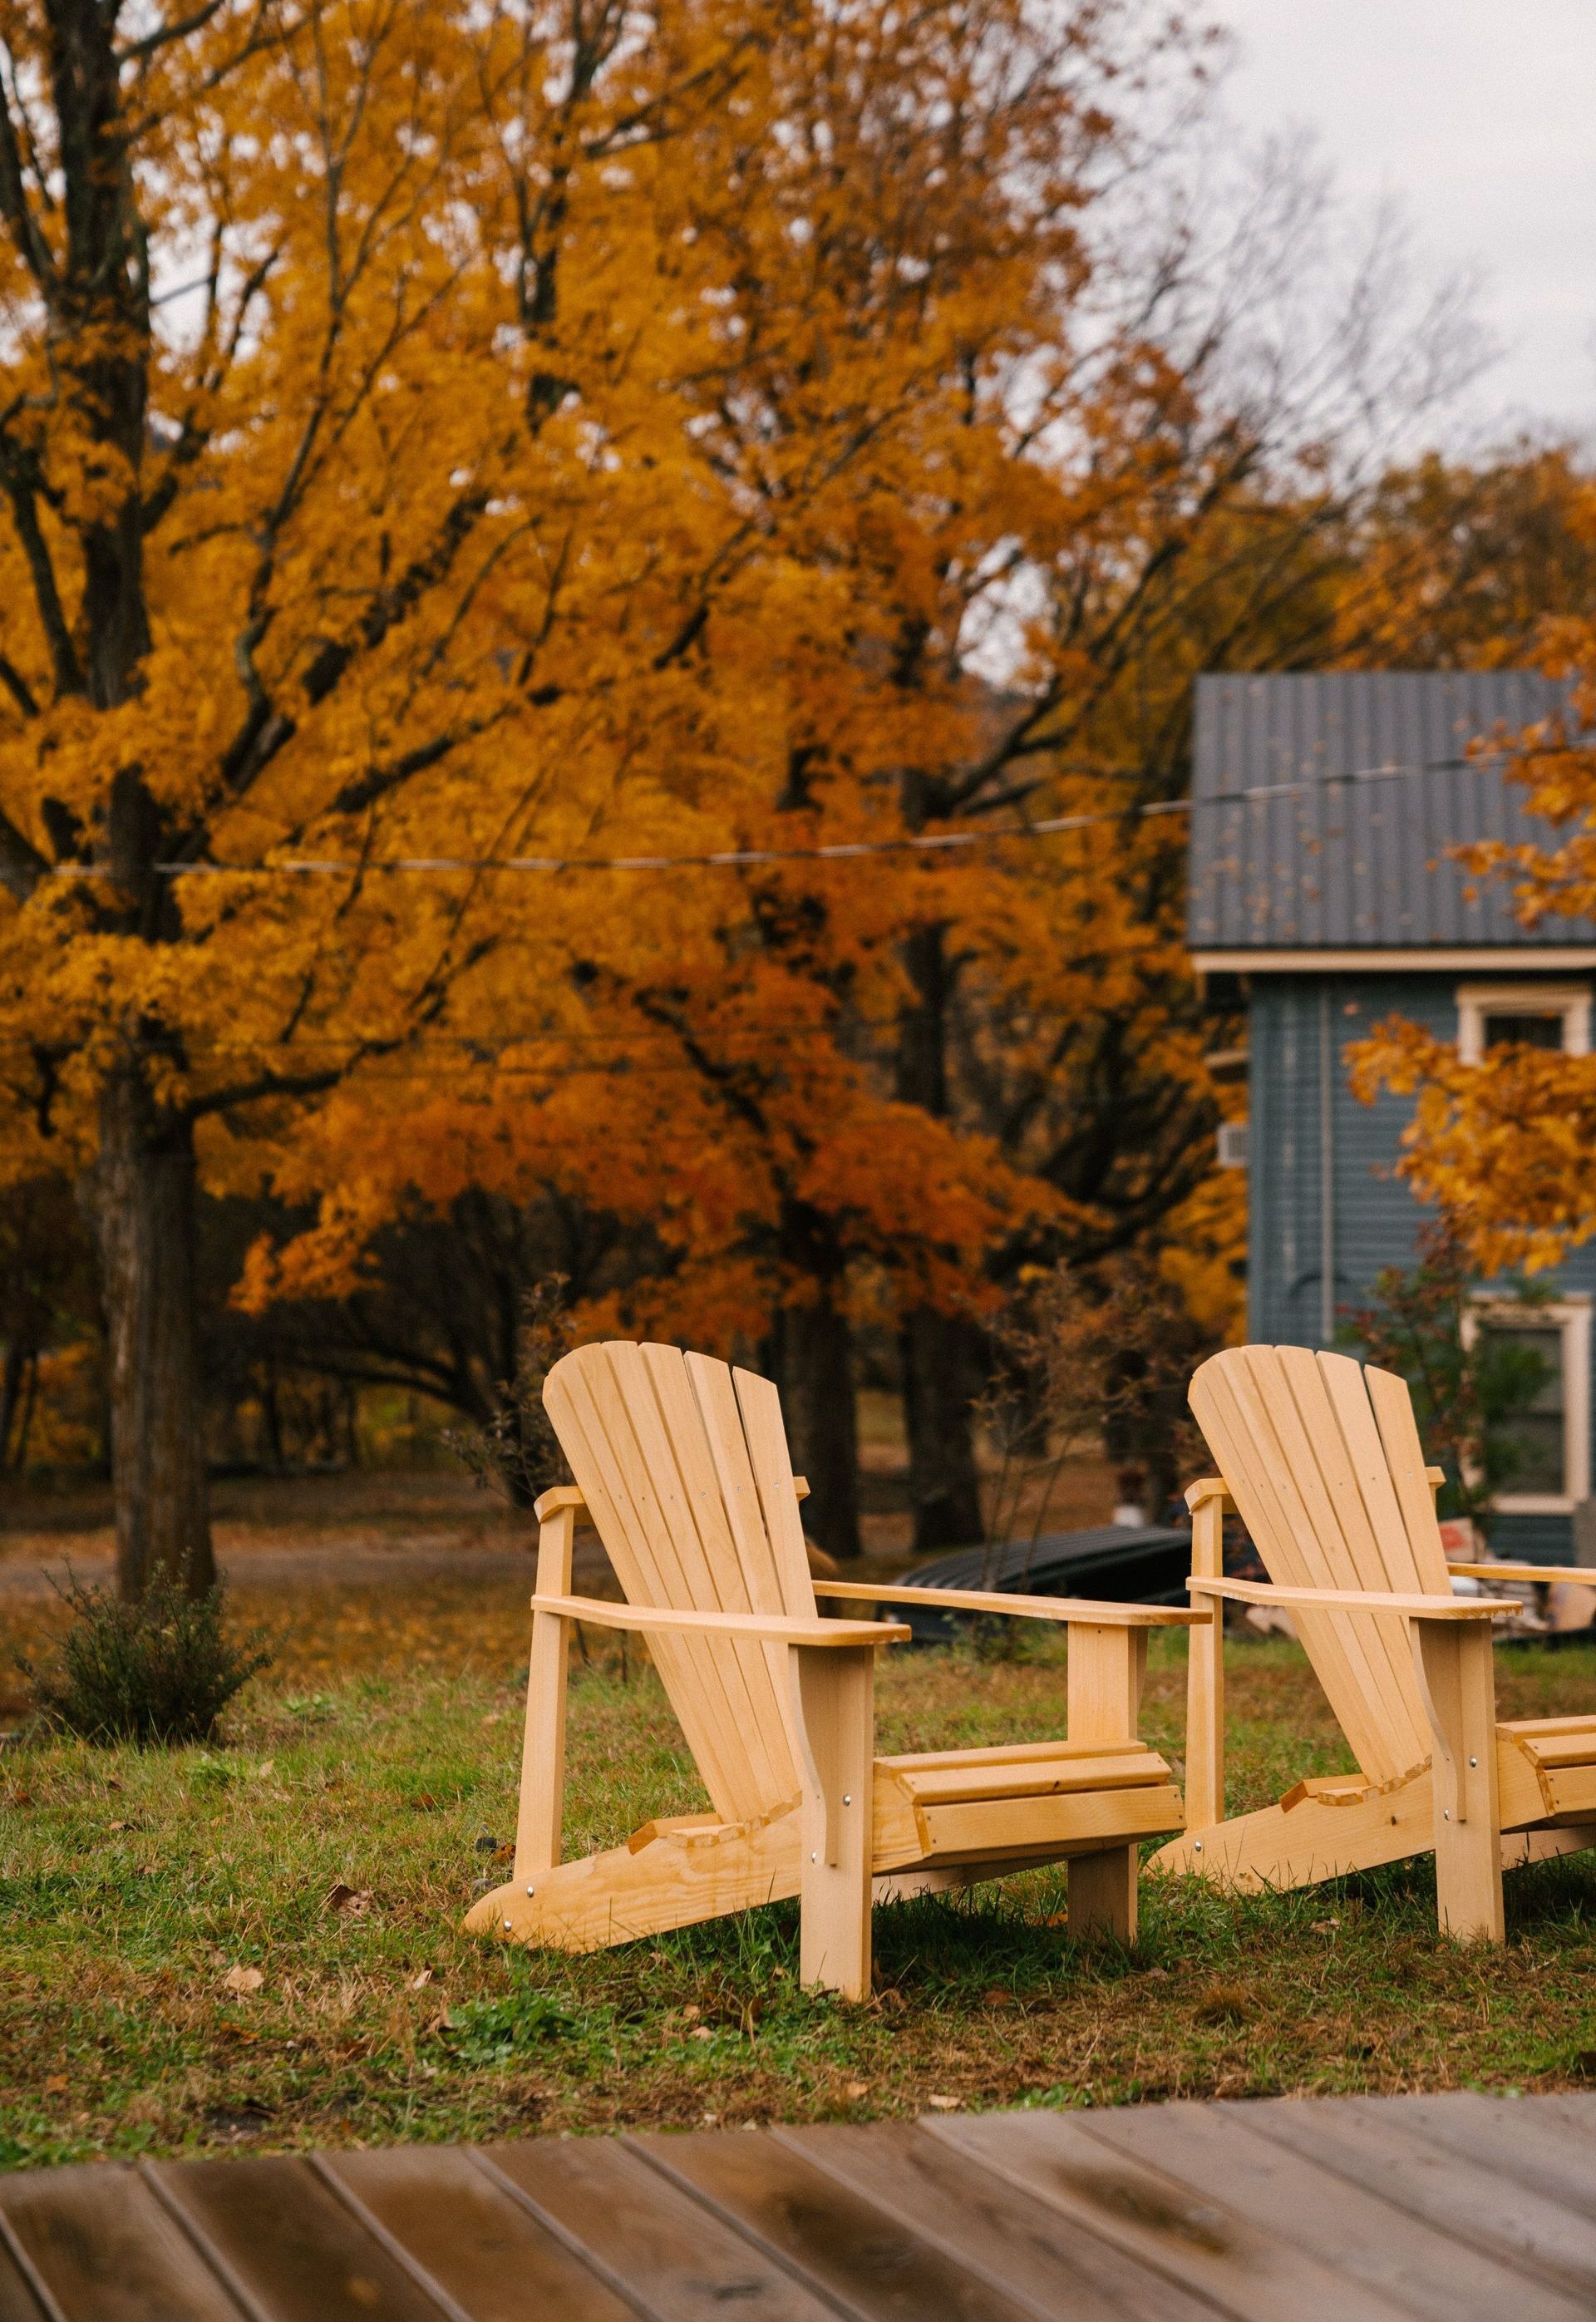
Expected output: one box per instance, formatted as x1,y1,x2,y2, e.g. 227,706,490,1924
1352,1018,1596,1277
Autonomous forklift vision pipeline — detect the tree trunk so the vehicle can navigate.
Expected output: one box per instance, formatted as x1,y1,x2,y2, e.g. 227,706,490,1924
777,1297,861,1560
0,1343,22,1467
95,1066,214,1599
894,919,985,1544
900,1306,984,1550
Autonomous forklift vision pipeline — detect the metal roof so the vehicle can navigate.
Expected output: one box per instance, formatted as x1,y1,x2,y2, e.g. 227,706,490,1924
1187,670,1594,954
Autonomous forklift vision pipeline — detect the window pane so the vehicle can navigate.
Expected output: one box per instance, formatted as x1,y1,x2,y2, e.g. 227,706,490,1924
1480,1323,1565,1496
1484,1011,1564,1051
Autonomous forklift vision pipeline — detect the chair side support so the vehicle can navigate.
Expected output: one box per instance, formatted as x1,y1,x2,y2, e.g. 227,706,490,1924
1183,1479,1230,1834
788,1642,876,1999
1411,1615,1505,1942
515,1500,577,1882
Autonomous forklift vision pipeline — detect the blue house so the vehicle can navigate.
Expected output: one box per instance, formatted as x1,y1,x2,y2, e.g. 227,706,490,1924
1189,669,1594,1560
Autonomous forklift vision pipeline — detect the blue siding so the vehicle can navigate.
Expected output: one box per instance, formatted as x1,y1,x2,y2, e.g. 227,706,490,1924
1248,971,1595,1560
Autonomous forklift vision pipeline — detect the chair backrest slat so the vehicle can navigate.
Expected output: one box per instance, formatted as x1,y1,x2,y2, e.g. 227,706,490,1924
1190,1345,1446,1783
543,1342,810,1822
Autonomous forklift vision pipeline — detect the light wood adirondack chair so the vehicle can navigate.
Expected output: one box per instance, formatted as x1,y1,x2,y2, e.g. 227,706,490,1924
465,1339,1205,1996
1153,1344,1596,1940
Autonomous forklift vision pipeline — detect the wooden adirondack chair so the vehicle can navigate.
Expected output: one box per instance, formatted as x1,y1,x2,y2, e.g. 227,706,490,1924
1153,1344,1596,1940
465,1339,1204,1995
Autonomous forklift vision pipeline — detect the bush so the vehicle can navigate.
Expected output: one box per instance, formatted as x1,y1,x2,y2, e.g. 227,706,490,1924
19,1572,273,1746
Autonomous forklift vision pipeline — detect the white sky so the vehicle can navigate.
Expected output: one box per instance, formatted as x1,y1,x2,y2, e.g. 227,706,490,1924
1216,0,1596,446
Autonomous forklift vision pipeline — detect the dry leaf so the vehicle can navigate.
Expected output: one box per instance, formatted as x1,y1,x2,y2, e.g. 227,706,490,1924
924,2095,960,2112
323,1882,374,1916
217,2025,261,2044
679,2003,701,2022
982,1988,1015,2008
222,1965,264,1996
1310,1919,1340,1935
845,2080,871,2099
691,2024,715,2041
108,1820,138,1833
44,2074,68,2095
410,1968,435,1990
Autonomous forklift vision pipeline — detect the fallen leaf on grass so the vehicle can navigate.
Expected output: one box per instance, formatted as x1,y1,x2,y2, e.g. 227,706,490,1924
44,2075,68,2096
410,1968,435,1990
107,1820,143,1834
845,2080,872,2100
982,1988,1015,2008
1310,1919,1340,1935
222,1965,264,1996
691,2024,715,2041
925,2095,960,2112
323,1882,374,1916
216,2026,262,2044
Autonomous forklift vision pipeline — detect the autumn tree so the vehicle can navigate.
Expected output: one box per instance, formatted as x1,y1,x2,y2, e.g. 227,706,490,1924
1348,474,1596,1273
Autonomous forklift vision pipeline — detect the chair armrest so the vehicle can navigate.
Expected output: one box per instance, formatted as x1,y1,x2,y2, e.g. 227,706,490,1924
1185,1477,1236,1514
529,1592,906,1646
1189,1575,1511,1619
813,1580,1208,1627
1451,1564,1596,1586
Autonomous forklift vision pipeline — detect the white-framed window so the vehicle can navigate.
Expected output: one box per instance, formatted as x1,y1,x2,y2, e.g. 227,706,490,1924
1456,982,1591,1065
1215,1120,1249,1170
1462,1296,1591,1515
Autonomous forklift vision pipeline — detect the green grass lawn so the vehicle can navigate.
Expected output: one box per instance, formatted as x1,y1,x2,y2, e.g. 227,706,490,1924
6,1587,1596,2168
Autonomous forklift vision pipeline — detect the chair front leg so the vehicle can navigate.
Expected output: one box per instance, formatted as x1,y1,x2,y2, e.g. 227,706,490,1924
1411,1615,1504,1942
514,1501,576,1884
1066,1623,1148,1941
1182,1482,1229,1831
788,1643,875,1999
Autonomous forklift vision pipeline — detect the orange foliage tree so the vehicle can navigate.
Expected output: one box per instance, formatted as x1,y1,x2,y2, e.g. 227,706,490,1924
1,0,1207,1580
1349,461,1596,1269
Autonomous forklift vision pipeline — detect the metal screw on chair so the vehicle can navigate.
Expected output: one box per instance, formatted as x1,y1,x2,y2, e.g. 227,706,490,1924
1469,1756,1477,1767
526,1885,536,1896
843,1794,852,1806
1194,1838,1204,1851
503,1918,513,1930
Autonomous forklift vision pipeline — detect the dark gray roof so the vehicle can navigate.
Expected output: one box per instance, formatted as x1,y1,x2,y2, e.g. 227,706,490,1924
1188,670,1595,952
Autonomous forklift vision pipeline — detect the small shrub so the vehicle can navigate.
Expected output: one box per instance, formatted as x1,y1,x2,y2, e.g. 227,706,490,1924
441,1991,575,2063
18,1571,273,1747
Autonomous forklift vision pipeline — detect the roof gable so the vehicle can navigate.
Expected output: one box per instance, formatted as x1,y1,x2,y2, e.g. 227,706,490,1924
1188,670,1593,954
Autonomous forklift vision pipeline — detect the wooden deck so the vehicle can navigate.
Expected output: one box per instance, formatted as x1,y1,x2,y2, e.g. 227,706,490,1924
3,2090,1596,2318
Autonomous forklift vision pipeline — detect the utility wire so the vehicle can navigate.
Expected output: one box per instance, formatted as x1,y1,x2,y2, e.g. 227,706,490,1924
29,752,1481,881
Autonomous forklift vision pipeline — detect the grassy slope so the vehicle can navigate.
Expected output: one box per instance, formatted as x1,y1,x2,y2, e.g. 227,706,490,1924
4,1578,1596,2167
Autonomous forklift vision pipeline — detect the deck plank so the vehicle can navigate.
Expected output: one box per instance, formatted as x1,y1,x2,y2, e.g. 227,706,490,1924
0,2162,249,2322
924,2106,1419,2321
778,2121,1223,2320
149,2153,455,2321
629,2126,1051,2322
485,2135,839,2320
6,2090,1596,2318
1360,2090,1596,2219
1076,2098,1592,2322
320,2146,640,2320
1244,2095,1596,2300
0,2222,52,2322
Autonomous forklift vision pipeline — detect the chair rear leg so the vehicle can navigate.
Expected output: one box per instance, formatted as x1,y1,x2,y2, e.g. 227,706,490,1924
1067,1845,1138,1941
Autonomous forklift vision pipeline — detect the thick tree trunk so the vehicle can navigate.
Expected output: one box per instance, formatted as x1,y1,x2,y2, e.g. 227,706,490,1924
900,1306,984,1550
894,919,984,1545
777,1298,861,1560
95,1067,214,1599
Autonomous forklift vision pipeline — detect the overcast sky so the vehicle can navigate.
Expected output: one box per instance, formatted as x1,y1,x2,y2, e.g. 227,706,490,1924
1216,1,1596,446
